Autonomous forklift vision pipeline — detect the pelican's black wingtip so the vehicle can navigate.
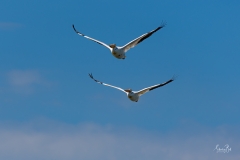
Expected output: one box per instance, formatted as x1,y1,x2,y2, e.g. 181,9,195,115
88,73,100,83
72,25,84,36
72,24,77,31
89,73,93,78
72,24,80,34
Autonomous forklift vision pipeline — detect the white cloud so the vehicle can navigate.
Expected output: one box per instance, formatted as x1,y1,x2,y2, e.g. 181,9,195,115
0,121,239,160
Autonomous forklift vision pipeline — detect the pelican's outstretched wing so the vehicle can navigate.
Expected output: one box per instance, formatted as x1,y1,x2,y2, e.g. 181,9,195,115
89,73,126,93
72,25,112,50
136,76,174,96
121,22,166,52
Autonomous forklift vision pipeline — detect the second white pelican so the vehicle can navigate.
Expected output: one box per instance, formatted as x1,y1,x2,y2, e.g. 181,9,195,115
89,73,174,102
72,23,166,59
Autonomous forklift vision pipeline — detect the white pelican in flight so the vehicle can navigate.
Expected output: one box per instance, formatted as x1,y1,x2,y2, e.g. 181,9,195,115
89,73,174,102
72,23,166,59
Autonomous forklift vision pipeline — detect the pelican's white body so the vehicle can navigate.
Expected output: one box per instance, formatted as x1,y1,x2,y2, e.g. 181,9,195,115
127,91,139,102
111,47,126,59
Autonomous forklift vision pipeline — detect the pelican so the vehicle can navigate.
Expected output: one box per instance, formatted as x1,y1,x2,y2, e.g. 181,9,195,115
89,73,174,102
72,23,166,59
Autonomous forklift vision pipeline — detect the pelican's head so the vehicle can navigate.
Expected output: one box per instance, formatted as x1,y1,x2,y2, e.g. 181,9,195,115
124,89,132,93
109,44,116,49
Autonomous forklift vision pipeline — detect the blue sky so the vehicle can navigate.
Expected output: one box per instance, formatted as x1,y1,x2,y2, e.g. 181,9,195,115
1,0,240,159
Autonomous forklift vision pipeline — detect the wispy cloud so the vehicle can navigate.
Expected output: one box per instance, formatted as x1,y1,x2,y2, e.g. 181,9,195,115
8,70,42,87
0,121,239,160
6,70,50,94
0,22,23,31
